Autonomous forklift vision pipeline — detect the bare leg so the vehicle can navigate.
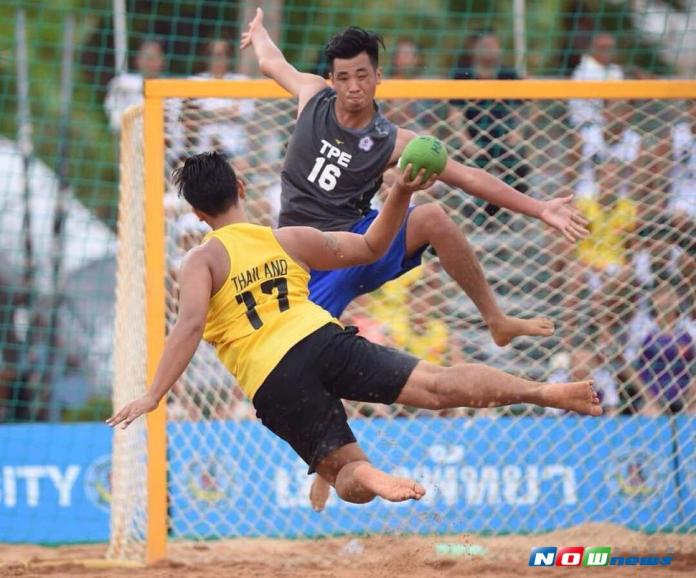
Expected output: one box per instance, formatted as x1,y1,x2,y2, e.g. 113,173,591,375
406,204,555,346
397,361,602,416
309,474,331,512
314,443,426,505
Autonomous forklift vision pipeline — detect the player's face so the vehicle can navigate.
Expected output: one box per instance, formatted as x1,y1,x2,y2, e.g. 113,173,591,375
330,52,381,114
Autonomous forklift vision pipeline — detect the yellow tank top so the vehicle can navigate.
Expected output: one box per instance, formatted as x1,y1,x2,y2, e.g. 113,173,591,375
202,223,338,399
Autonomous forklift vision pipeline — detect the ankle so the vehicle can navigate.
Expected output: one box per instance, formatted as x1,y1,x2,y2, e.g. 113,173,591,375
486,313,507,328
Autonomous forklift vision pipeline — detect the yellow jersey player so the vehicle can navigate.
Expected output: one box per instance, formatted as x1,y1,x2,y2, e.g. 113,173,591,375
108,152,601,506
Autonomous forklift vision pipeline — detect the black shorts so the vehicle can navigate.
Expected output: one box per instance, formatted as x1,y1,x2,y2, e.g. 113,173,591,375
252,323,419,474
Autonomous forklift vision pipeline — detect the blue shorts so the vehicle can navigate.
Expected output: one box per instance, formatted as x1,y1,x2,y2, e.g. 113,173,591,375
308,208,429,317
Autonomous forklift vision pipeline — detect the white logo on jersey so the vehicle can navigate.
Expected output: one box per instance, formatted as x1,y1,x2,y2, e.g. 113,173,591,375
359,136,374,152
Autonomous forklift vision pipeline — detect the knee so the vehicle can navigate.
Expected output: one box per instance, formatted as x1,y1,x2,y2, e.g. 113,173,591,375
429,363,477,409
413,204,454,238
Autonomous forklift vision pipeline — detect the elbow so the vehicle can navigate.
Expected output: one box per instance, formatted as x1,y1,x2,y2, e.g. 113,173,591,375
365,244,387,264
258,57,281,78
178,318,205,339
258,58,272,77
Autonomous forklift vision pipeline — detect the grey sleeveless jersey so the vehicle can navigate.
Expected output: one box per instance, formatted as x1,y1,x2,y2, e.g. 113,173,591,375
279,87,398,231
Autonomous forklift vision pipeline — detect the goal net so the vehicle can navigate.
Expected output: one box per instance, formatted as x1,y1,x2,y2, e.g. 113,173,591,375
111,80,695,562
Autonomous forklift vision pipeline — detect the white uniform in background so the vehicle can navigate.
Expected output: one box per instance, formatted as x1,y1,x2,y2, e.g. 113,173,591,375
669,122,696,218
189,72,255,158
575,124,641,199
106,73,184,169
104,73,144,133
569,54,624,128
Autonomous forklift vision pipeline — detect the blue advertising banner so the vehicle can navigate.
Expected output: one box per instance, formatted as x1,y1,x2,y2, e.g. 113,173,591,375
0,417,692,543
168,416,687,538
0,423,112,543
675,416,695,530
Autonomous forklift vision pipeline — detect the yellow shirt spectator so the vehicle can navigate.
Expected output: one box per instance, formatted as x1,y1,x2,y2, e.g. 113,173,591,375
391,315,450,365
576,196,637,270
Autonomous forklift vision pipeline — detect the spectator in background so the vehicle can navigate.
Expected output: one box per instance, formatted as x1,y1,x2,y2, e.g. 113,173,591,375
666,99,696,222
387,280,467,418
552,103,640,297
389,282,464,367
449,31,529,223
568,32,624,129
631,100,694,291
575,158,638,279
52,354,90,418
549,103,643,377
382,39,447,135
573,100,642,200
341,294,391,347
548,346,621,415
636,281,694,414
181,40,255,168
0,276,23,421
104,39,165,133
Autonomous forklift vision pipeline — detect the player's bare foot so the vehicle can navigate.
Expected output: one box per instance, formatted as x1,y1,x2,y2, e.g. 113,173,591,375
374,476,426,502
488,315,555,347
541,380,603,416
354,464,426,502
309,475,331,512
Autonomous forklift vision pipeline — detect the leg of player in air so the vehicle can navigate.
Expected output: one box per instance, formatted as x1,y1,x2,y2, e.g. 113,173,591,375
315,443,426,504
405,204,555,346
313,364,600,506
395,361,600,414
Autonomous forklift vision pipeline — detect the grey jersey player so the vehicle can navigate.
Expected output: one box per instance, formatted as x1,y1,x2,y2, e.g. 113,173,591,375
242,8,588,332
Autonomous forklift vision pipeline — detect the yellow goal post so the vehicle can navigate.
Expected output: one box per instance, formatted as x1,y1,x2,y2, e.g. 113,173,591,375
112,79,696,564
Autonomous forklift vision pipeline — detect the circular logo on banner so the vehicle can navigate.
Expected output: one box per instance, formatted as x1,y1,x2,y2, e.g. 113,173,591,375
184,455,236,504
606,451,666,499
84,454,112,512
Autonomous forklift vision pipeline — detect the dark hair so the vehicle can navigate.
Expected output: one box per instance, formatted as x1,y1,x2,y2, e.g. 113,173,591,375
452,29,497,75
325,27,385,70
172,152,238,215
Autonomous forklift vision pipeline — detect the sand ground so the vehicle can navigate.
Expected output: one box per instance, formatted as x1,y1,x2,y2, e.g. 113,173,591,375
1,524,694,578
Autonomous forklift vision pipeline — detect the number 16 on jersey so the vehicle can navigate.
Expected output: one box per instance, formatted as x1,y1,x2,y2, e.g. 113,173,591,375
307,157,341,192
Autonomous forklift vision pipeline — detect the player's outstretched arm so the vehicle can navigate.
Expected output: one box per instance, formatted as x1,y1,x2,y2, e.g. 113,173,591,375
106,250,213,429
240,8,326,112
276,166,436,271
394,128,589,243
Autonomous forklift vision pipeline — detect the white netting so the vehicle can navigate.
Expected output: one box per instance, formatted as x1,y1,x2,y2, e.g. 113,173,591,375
110,105,148,561
112,86,695,561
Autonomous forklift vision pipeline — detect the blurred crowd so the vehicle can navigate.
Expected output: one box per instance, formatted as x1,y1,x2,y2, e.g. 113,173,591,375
2,30,692,423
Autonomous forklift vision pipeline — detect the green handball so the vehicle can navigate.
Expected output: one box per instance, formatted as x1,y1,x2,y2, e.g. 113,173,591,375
398,136,448,180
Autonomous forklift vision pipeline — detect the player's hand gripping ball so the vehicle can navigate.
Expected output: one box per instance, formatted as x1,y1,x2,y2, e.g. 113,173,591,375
398,136,448,180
